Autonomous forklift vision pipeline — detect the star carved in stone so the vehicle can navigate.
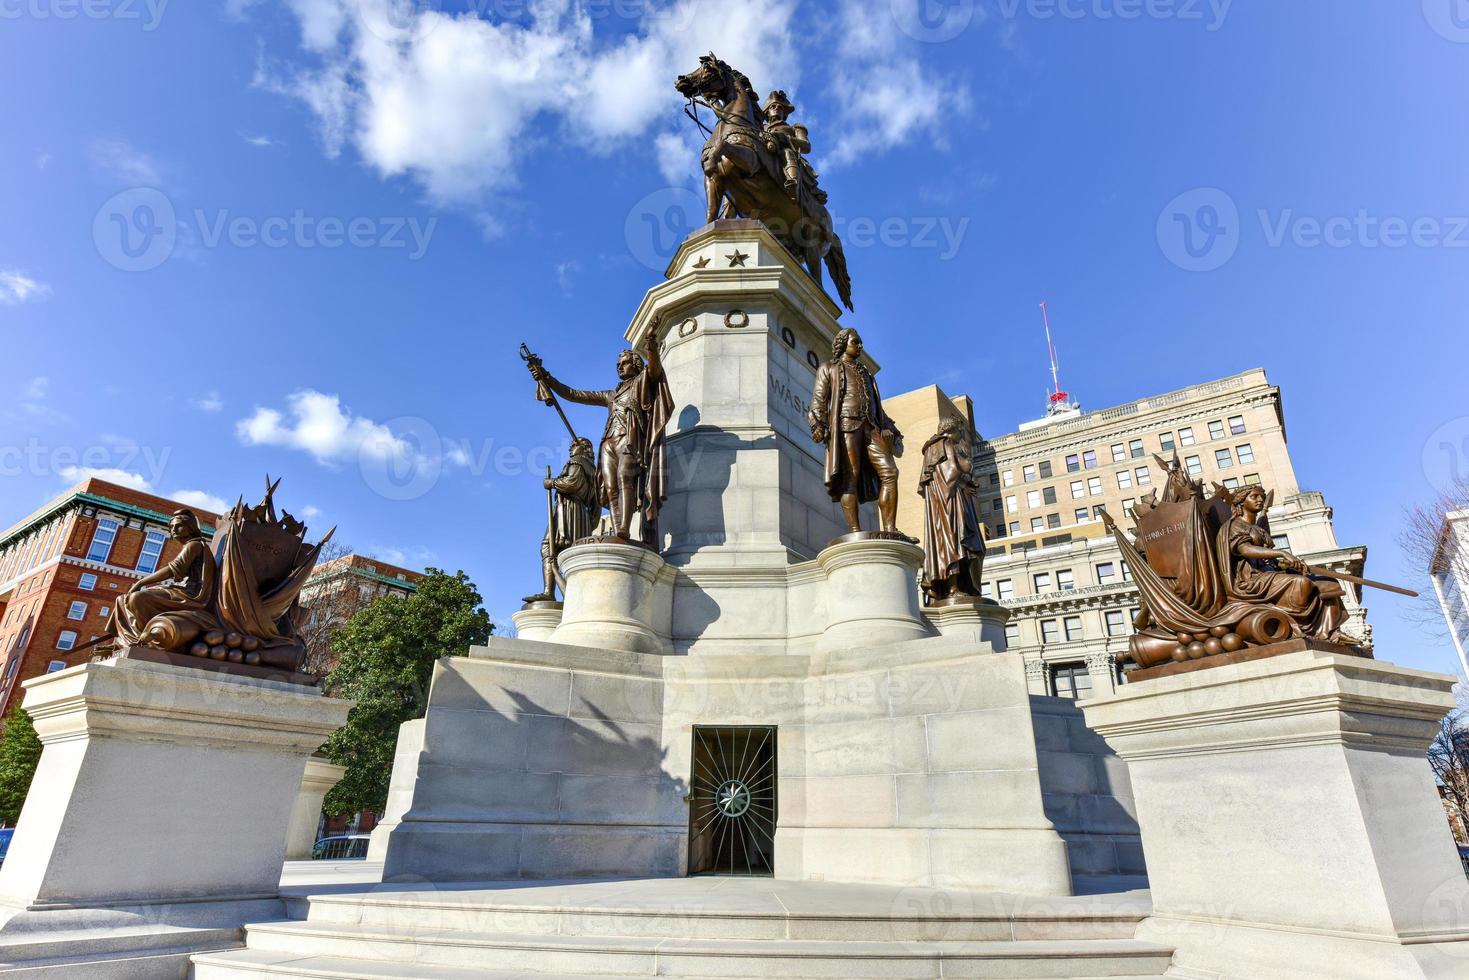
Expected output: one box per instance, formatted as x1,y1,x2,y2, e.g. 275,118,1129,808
726,250,750,268
692,255,712,269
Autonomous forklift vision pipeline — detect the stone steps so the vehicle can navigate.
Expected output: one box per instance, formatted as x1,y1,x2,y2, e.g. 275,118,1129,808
193,947,1169,980
209,920,1172,979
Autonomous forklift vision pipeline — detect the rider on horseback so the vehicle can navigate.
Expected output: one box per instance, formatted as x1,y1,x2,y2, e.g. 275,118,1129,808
762,90,826,205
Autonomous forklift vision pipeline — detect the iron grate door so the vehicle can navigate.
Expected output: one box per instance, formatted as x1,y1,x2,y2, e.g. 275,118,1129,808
688,726,777,876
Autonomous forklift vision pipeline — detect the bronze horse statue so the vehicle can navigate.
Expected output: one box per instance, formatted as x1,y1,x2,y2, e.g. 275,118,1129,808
675,54,854,311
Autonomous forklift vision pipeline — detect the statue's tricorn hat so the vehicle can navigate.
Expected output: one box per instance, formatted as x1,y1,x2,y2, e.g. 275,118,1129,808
763,90,795,116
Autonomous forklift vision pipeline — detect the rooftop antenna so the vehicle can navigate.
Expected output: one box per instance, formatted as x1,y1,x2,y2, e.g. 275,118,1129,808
1039,301,1078,417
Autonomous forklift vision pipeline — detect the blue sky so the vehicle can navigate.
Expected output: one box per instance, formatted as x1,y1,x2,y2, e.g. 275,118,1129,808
0,1,1464,668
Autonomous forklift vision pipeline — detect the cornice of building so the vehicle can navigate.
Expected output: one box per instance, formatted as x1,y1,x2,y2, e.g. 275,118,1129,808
0,491,217,551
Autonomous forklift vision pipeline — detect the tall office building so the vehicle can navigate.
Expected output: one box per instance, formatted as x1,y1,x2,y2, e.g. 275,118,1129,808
1431,510,1469,681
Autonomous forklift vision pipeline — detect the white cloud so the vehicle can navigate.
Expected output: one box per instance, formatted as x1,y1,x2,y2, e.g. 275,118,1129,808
655,130,701,186
252,0,799,208
555,259,581,293
90,139,163,186
0,270,51,306
241,133,280,148
171,490,230,514
236,389,415,465
34,152,52,171
13,376,69,426
301,504,322,519
193,391,225,413
58,466,153,491
827,59,972,168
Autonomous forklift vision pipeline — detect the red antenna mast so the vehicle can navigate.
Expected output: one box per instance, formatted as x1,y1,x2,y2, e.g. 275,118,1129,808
1040,301,1070,407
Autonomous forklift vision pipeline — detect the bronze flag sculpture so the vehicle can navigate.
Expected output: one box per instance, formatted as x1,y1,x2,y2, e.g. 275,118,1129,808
808,327,904,537
675,53,853,311
918,416,986,603
523,437,600,604
524,334,674,547
98,478,332,680
1101,458,1411,677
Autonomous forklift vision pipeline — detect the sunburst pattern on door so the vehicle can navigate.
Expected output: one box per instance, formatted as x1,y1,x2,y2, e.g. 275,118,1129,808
688,726,777,876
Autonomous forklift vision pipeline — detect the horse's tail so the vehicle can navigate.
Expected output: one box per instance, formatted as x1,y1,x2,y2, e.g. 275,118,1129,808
825,234,854,312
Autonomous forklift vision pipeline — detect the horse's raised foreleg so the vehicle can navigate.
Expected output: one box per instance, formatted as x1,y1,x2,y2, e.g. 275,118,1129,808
704,169,724,225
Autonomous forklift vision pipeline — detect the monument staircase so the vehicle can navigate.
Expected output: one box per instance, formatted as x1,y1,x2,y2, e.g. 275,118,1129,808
191,877,1174,979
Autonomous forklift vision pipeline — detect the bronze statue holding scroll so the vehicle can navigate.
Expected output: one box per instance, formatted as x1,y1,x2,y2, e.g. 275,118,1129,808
918,416,986,603
808,327,904,537
525,334,674,547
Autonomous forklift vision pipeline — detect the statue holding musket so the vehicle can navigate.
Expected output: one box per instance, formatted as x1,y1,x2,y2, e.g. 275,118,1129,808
917,416,986,603
522,332,674,546
808,327,904,536
522,437,599,605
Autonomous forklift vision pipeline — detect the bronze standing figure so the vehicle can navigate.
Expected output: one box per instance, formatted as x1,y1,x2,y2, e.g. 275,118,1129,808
523,437,599,604
918,417,986,602
808,327,903,535
527,335,674,546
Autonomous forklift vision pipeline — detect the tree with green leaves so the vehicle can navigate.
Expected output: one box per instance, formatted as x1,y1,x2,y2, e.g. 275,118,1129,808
0,707,42,826
321,568,493,817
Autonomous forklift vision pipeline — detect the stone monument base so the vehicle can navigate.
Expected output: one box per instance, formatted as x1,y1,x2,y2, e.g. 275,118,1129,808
1083,647,1469,979
0,656,350,977
511,600,563,641
549,541,673,655
1127,636,1367,682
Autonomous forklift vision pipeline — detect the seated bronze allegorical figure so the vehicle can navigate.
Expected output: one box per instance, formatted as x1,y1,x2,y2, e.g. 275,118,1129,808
109,508,218,652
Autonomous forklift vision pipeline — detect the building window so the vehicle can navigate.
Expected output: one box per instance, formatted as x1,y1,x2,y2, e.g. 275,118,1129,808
1038,461,1053,479
1070,481,1086,500
137,530,167,574
1008,522,1020,535
1003,470,1014,487
1092,504,1107,519
1057,569,1075,591
1122,498,1137,516
1074,507,1090,524
1105,610,1128,636
1004,623,1020,646
991,524,1006,539
1034,572,1052,593
1082,450,1098,469
997,579,1014,601
1159,431,1175,452
1006,495,1018,514
1088,477,1103,496
1047,513,1062,529
1208,420,1225,440
1042,486,1058,505
1111,444,1126,463
1027,490,1042,508
989,473,1000,486
1135,466,1151,485
1117,470,1133,490
1237,443,1255,464
1223,477,1240,490
1023,464,1037,483
47,659,68,672
56,631,77,651
67,601,87,621
1065,454,1081,473
1273,534,1291,551
1097,561,1117,584
1229,415,1247,435
1121,560,1132,581
1064,615,1084,640
87,519,119,563
1244,473,1262,485
980,581,993,599
1215,449,1234,469
990,497,1003,513
1178,427,1196,447
1184,455,1203,476
1041,619,1060,643
1031,517,1045,532
1129,439,1145,458
99,606,110,620
1050,663,1093,700
78,573,98,591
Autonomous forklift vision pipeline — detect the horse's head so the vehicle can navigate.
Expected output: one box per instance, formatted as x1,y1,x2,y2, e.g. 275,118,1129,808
675,52,732,103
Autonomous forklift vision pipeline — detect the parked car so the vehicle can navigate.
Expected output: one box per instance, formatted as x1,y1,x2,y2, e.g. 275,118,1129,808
1458,845,1469,876
311,834,370,861
0,828,14,867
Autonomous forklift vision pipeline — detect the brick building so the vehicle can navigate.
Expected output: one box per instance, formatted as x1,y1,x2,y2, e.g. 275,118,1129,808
298,554,423,677
0,479,220,718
